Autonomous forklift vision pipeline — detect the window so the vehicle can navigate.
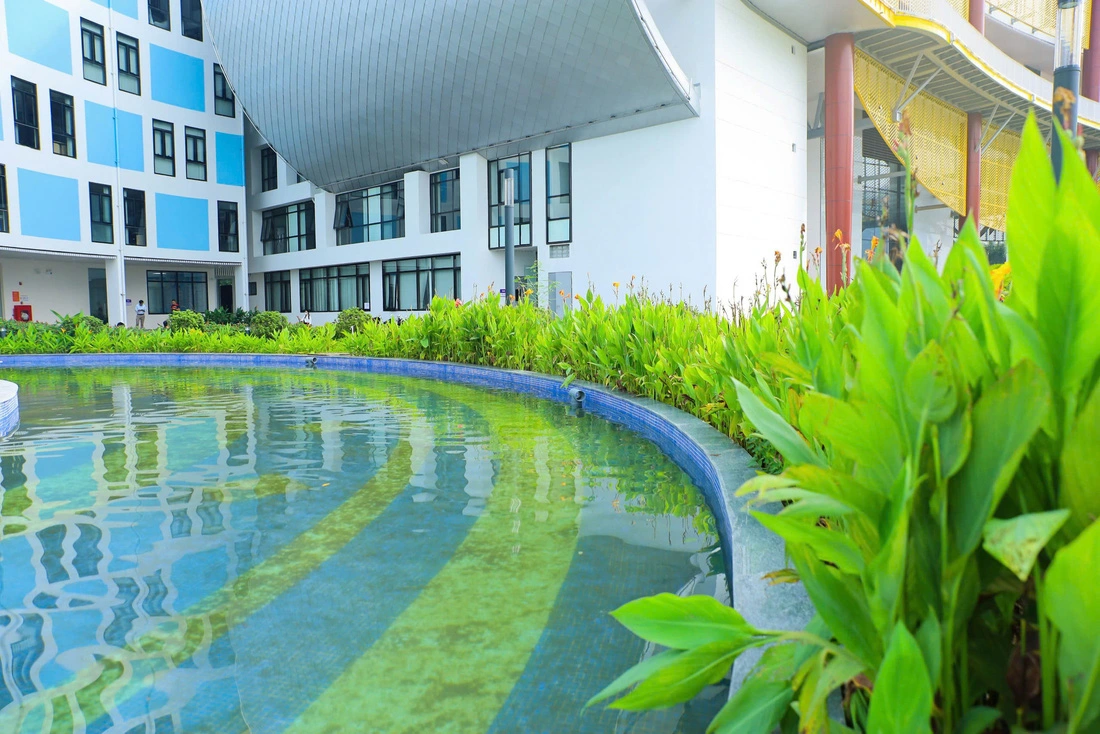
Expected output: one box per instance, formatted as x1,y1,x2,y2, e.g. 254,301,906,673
430,169,461,233
153,120,174,176
260,147,278,191
81,19,107,85
147,271,208,313
0,165,8,233
181,0,203,40
213,64,234,117
382,255,460,311
117,34,141,95
148,0,170,29
488,153,531,248
124,189,146,246
248,281,258,297
50,91,76,158
217,201,238,252
299,264,371,312
89,183,113,244
260,202,315,254
546,144,571,243
185,127,206,180
334,182,404,245
264,271,292,313
12,78,39,150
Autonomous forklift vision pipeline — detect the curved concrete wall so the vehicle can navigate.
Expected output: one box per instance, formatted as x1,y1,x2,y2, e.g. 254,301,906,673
0,380,19,439
203,0,697,192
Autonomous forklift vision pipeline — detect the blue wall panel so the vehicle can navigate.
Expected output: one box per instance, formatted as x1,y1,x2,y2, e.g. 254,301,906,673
89,0,139,18
215,133,245,186
85,103,144,172
17,170,82,242
149,46,206,112
5,0,73,74
155,194,209,251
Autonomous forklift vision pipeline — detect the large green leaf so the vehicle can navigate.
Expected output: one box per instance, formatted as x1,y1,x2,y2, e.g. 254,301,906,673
611,593,762,650
948,361,1050,561
982,509,1070,582
753,511,866,575
904,342,958,425
956,706,1003,734
1061,384,1100,539
798,393,903,495
611,639,743,710
790,546,882,667
707,676,793,734
586,649,683,708
1005,114,1056,315
866,624,934,734
1043,521,1100,731
733,380,823,467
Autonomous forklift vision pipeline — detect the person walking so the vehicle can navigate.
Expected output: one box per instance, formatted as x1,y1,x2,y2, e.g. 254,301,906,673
135,299,147,329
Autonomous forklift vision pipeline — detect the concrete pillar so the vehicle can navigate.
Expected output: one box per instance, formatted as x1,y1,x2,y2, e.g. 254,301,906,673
1083,3,1100,102
825,34,855,293
968,0,985,33
966,112,983,227
105,256,125,325
235,261,250,315
403,170,431,236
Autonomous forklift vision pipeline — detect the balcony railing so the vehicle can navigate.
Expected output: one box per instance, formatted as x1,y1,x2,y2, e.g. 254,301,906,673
988,0,1093,46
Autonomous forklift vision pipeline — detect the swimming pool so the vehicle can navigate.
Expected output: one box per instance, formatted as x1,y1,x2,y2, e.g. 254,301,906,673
0,367,726,733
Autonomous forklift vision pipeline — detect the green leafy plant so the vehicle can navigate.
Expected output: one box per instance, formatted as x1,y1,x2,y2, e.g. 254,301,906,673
52,311,106,334
249,310,289,339
587,117,1100,733
168,309,205,332
333,308,373,338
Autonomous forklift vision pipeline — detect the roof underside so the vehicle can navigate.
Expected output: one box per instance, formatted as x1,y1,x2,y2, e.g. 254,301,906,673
204,0,697,193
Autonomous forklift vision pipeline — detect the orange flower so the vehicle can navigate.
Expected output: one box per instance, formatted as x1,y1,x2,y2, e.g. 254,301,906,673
558,289,565,297
774,250,781,265
833,229,843,243
612,281,620,289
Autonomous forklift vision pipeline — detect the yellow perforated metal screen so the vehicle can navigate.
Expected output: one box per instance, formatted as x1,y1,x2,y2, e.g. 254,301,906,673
989,0,1091,48
979,129,1021,232
948,0,969,19
854,50,968,221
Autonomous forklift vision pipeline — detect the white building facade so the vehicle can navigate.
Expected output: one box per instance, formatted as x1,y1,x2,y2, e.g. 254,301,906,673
0,0,247,327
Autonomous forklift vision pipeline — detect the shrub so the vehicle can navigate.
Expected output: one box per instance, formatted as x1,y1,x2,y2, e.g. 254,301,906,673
168,310,205,332
334,308,372,337
53,311,106,334
588,117,1100,732
250,310,289,339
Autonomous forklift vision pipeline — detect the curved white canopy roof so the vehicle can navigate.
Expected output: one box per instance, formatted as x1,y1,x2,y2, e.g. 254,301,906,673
205,0,697,192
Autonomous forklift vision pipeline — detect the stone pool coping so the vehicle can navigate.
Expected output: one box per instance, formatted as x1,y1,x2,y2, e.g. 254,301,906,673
0,352,813,687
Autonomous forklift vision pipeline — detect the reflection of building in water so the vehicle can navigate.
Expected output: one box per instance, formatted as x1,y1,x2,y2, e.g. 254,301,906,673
0,377,405,732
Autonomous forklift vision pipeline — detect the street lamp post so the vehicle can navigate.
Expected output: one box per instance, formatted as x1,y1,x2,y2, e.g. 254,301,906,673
503,168,516,305
1052,0,1086,180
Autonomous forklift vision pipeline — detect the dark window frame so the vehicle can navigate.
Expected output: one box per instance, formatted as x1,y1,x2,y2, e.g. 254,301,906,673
488,153,532,249
264,270,292,313
260,146,278,191
184,126,206,181
260,202,315,255
147,271,208,314
213,64,235,117
12,77,40,150
334,181,405,245
382,255,461,312
299,264,371,312
123,188,146,246
430,169,461,233
81,19,107,85
152,119,175,176
89,182,113,244
546,144,572,244
0,165,8,233
180,0,203,40
117,33,141,95
217,201,239,253
50,90,76,158
148,0,170,30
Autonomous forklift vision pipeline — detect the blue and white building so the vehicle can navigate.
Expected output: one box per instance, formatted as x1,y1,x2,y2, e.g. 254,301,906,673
0,0,246,326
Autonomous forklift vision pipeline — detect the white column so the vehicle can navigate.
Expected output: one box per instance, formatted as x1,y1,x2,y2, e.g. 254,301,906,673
106,256,126,325
404,170,431,236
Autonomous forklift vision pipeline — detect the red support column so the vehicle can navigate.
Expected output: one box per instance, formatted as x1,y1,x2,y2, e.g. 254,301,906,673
967,112,982,227
1083,2,1100,102
825,34,855,294
969,0,986,33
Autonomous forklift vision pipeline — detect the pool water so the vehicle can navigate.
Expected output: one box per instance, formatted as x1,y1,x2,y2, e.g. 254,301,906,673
0,368,725,734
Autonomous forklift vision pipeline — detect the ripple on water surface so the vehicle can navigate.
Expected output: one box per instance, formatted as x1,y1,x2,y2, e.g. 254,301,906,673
0,368,726,733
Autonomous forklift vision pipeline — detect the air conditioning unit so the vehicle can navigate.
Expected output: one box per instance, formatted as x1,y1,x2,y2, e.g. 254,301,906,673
13,305,32,323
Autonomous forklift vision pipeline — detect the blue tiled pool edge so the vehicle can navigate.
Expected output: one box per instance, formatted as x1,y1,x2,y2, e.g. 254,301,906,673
0,353,813,690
